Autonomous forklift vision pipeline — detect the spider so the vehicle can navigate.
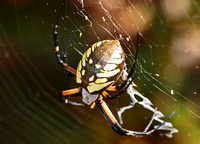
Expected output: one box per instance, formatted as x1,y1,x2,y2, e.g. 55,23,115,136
53,0,173,137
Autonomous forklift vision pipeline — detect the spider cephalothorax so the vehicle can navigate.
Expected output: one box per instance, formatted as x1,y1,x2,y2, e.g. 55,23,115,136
53,0,173,137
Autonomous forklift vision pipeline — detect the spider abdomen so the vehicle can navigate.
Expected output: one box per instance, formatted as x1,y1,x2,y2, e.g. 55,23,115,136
76,40,125,94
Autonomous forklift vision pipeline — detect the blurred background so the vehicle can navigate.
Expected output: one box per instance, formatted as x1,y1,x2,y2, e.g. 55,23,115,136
0,0,200,144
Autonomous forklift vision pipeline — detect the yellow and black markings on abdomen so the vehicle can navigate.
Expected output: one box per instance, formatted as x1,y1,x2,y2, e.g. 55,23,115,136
76,40,125,94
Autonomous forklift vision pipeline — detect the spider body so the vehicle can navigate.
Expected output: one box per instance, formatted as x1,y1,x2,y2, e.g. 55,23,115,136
76,40,125,94
76,40,125,105
53,0,173,137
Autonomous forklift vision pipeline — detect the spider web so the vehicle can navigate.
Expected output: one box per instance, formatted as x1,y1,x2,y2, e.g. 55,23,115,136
0,0,200,143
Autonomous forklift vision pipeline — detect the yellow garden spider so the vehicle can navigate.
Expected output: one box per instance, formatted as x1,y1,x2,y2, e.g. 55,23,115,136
53,0,173,137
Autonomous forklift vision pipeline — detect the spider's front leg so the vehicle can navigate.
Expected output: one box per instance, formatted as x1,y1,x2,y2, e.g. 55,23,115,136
53,27,76,78
95,96,174,137
53,0,76,78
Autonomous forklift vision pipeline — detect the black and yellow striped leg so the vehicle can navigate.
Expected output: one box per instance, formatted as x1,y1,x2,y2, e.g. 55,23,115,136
60,88,87,106
53,0,76,78
95,97,174,137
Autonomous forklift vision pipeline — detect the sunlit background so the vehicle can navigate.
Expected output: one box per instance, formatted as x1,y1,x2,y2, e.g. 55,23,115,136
0,0,200,144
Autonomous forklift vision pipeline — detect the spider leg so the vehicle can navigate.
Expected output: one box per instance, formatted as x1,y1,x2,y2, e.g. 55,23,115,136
106,32,139,98
60,87,86,106
95,97,174,137
63,34,71,64
144,107,157,132
107,32,139,93
105,72,138,99
53,0,76,78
